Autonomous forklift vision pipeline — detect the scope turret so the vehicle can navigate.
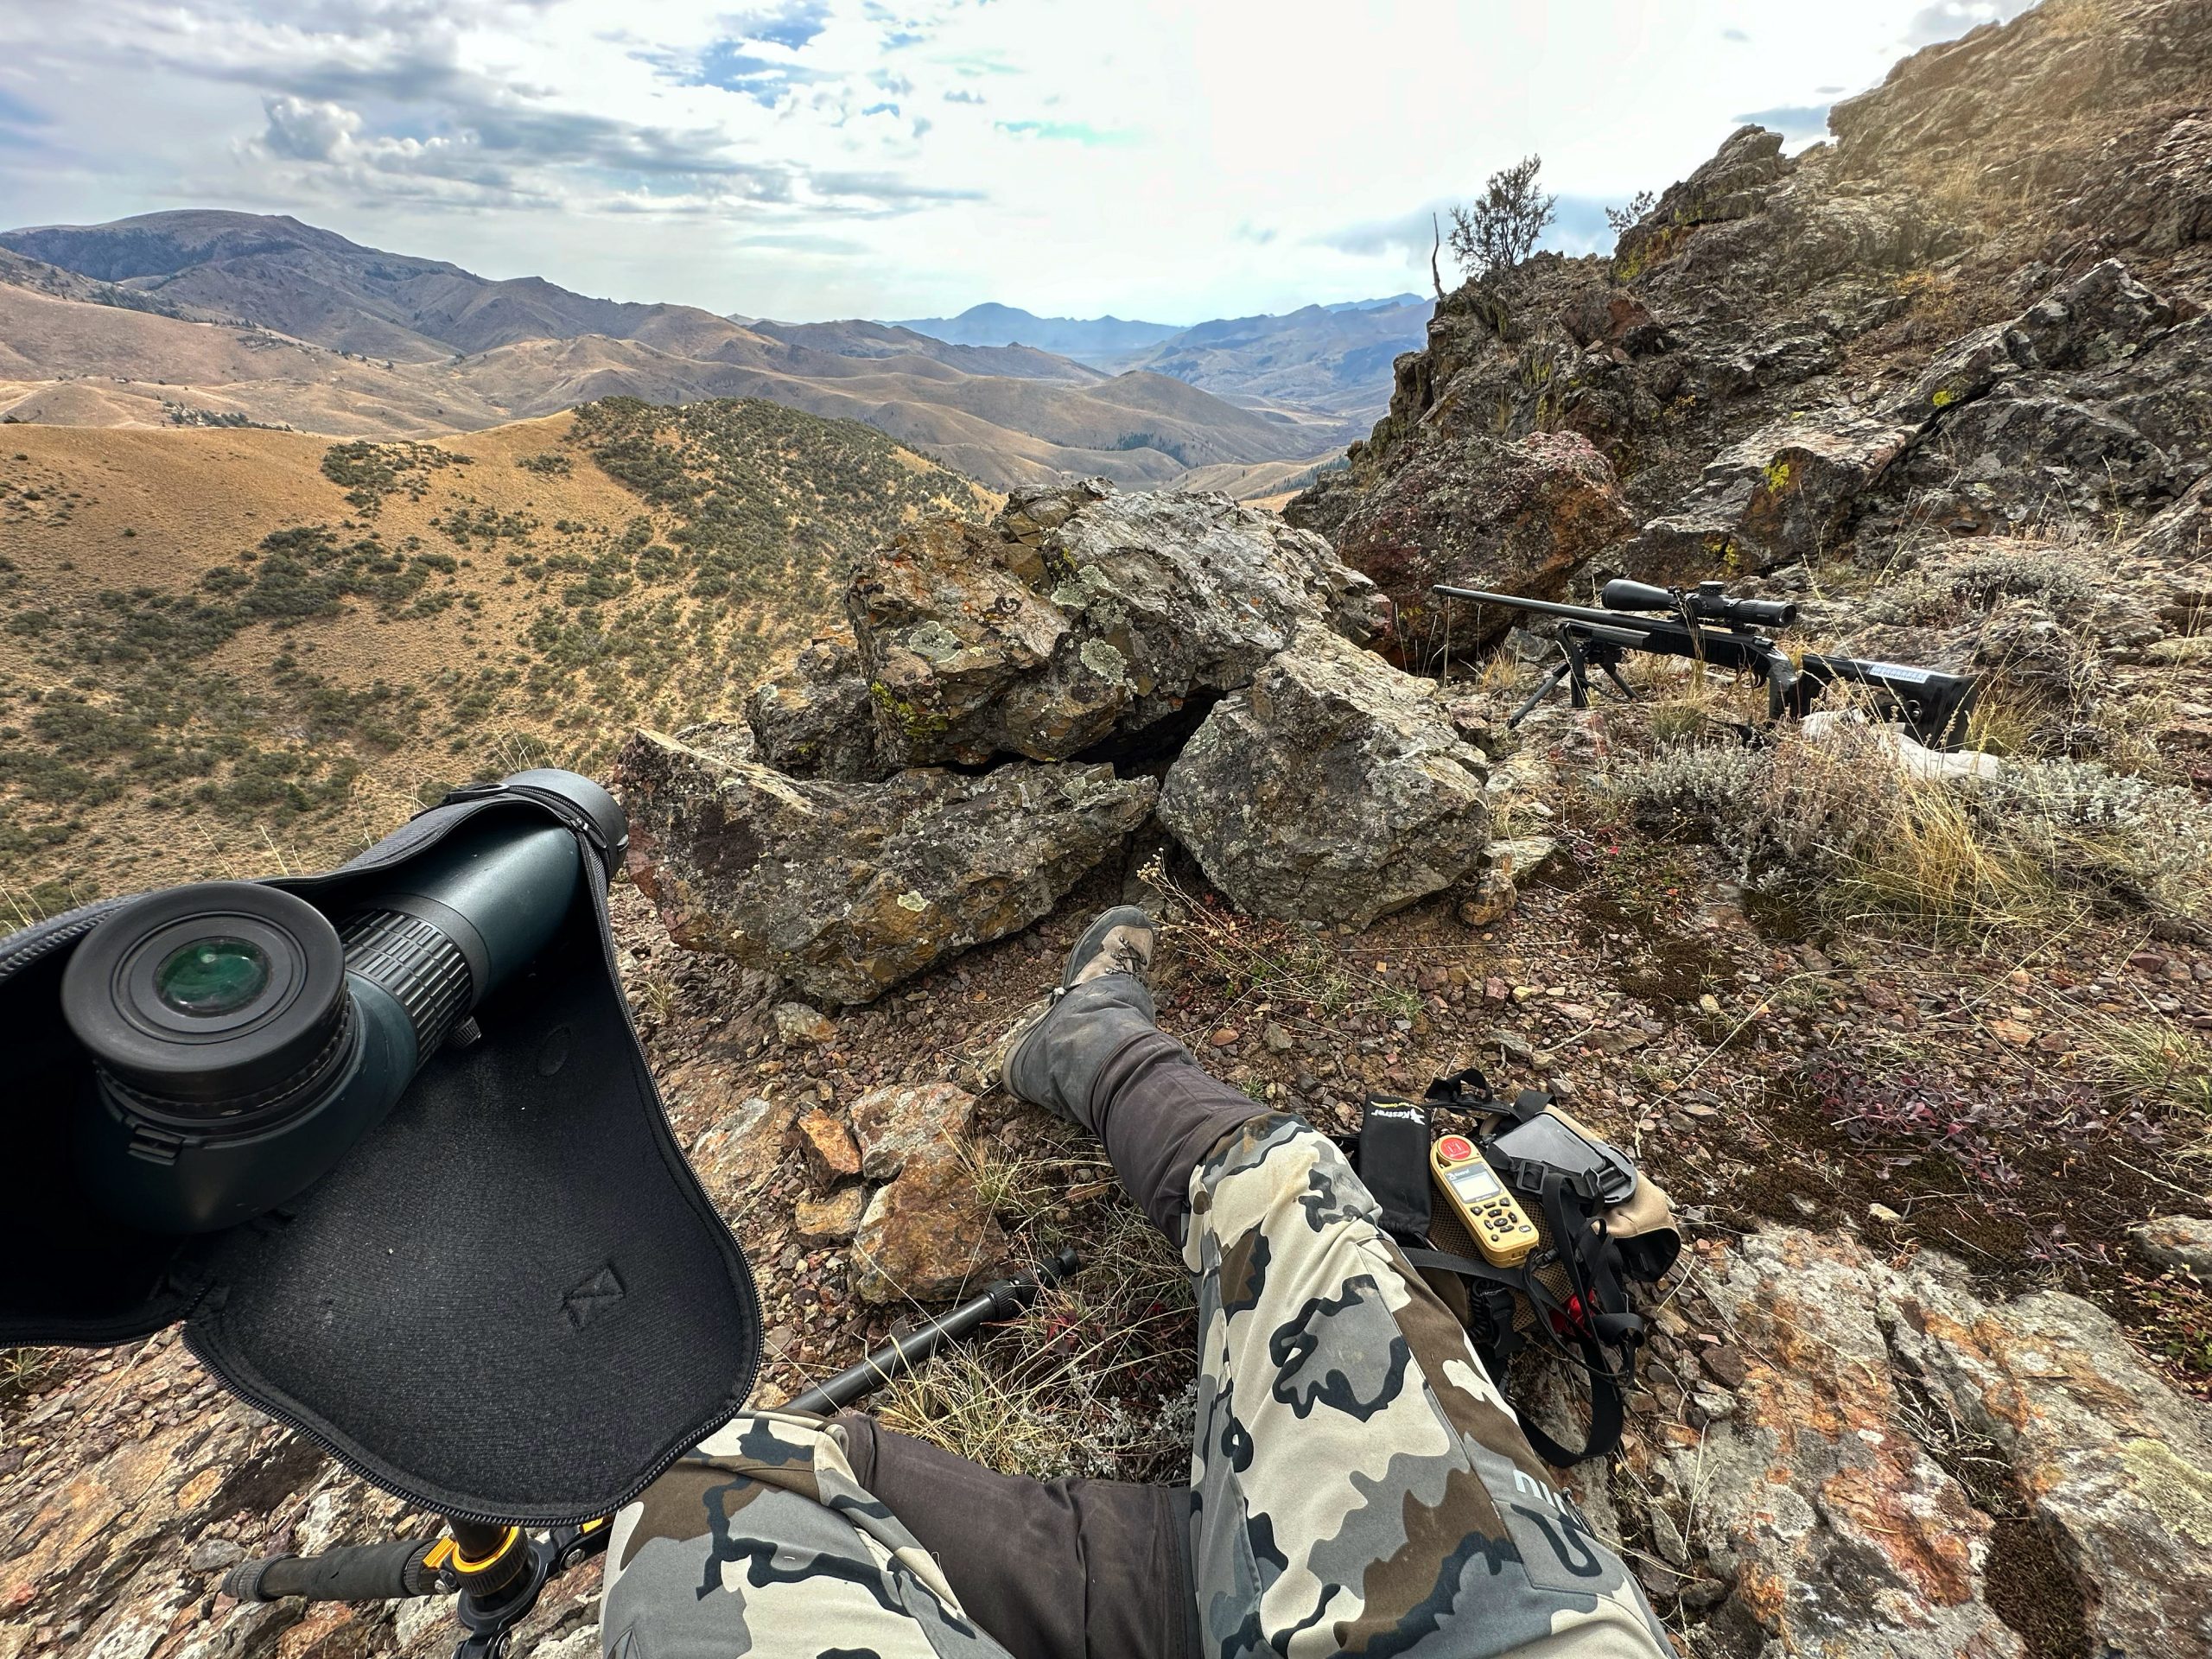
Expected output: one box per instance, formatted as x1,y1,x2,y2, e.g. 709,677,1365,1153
1601,579,1797,630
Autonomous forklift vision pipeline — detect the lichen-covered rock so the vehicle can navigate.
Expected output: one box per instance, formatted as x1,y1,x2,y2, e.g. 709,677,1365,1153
1646,1230,2024,1658
2129,1214,2212,1278
1885,1254,2212,1659
772,1001,836,1048
743,631,888,781
851,1152,1009,1305
849,1081,976,1180
847,479,1380,766
1876,262,2206,534
616,728,1157,1003
1627,410,1910,575
793,1185,866,1245
791,1107,861,1184
679,1085,795,1206
1327,429,1632,655
1159,626,1491,926
1618,1225,2212,1659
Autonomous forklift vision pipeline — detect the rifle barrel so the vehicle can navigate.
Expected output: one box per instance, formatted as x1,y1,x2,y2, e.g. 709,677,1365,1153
1431,585,1619,628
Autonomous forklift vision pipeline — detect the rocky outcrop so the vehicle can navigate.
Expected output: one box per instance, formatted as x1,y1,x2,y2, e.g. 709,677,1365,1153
743,632,889,781
1325,429,1633,653
1159,626,1491,926
1597,1226,2212,1659
1297,5,2212,607
1873,260,2208,534
1626,411,1910,575
850,479,1381,766
616,728,1156,1004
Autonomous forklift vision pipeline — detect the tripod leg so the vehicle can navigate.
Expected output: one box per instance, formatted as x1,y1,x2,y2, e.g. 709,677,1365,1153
1598,658,1639,703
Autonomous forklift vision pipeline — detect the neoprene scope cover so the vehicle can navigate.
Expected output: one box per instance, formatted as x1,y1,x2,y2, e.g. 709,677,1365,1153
0,777,762,1525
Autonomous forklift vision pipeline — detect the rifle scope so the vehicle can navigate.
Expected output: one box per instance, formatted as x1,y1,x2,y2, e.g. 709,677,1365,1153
61,770,620,1233
1602,579,1797,630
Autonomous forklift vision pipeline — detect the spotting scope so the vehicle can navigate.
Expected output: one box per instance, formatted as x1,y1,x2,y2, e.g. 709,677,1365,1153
61,771,619,1232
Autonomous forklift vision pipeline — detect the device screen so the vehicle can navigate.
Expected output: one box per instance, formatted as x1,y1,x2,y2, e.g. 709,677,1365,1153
1445,1160,1504,1203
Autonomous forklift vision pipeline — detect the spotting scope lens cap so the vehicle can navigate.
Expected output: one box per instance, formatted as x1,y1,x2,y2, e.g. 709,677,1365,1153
60,881,350,1122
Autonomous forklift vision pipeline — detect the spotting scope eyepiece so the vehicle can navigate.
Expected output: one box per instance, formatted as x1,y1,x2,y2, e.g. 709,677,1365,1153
62,772,619,1233
1601,578,1797,630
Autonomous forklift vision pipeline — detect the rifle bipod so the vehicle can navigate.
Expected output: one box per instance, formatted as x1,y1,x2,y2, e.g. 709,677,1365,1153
224,1515,610,1659
1508,632,1637,727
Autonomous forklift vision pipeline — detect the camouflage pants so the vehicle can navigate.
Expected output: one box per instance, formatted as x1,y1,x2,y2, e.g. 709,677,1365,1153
601,1113,1669,1659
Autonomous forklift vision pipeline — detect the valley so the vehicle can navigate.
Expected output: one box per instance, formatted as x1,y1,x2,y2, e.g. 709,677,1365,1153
0,401,990,918
0,213,1414,494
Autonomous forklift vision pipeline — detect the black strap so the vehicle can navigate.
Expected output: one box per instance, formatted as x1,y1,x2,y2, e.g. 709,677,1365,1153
1401,1245,1631,1464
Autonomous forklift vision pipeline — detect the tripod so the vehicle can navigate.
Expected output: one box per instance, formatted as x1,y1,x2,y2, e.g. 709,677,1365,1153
214,1250,1077,1658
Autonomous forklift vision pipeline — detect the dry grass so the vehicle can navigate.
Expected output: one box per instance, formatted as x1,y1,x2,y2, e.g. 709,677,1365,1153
1140,859,1424,1033
1606,715,2212,944
2079,1012,2212,1125
875,1133,1195,1480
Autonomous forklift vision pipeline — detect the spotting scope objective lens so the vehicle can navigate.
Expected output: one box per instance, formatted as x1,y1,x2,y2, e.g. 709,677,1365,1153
156,938,273,1017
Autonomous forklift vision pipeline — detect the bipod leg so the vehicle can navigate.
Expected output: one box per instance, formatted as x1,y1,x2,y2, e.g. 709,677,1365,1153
1564,639,1593,709
1596,658,1639,703
1508,660,1571,728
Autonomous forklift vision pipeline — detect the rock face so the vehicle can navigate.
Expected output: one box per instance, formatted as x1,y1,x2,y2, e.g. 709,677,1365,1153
1627,410,1910,575
1875,260,2208,535
617,728,1157,1004
1159,626,1491,926
1326,429,1633,654
849,478,1381,766
742,632,889,781
1295,4,2212,601
1611,1227,2212,1659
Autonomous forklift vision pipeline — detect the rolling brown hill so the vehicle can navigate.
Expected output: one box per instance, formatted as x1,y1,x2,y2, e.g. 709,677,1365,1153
0,398,994,918
0,214,1340,491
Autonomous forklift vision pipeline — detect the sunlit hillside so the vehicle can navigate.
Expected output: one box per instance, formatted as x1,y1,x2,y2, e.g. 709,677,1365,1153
0,397,993,917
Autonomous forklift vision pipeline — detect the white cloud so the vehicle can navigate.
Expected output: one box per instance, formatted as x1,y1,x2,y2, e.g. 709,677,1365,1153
0,0,2048,322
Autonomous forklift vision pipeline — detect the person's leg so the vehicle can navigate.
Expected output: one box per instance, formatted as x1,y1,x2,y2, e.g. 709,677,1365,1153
835,1413,1196,1659
600,1410,1016,1659
1001,906,1672,1659
1185,1114,1671,1659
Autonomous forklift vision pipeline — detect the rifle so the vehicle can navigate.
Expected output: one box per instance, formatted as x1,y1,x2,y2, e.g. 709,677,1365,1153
1433,579,1980,749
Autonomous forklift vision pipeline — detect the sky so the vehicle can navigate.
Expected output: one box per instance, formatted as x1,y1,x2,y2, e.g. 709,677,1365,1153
0,0,2037,324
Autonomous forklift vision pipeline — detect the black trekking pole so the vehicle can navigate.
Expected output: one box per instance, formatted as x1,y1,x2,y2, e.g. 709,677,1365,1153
786,1246,1079,1413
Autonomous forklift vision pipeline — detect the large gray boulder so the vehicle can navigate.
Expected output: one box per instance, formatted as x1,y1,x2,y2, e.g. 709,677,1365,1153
847,479,1382,767
615,729,1155,1004
742,631,888,781
1158,626,1491,927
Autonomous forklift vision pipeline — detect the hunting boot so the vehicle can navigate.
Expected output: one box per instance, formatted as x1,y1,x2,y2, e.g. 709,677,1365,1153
997,905,1262,1237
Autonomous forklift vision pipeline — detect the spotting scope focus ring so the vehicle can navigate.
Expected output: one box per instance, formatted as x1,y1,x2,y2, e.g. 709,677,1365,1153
60,881,354,1127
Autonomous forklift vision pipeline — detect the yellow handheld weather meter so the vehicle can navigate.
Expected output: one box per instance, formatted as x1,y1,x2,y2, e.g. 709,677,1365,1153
1430,1135,1541,1268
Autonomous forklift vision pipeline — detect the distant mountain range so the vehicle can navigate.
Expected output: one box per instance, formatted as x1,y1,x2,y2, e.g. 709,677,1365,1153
886,303,1183,359
0,210,1421,493
888,296,1433,420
